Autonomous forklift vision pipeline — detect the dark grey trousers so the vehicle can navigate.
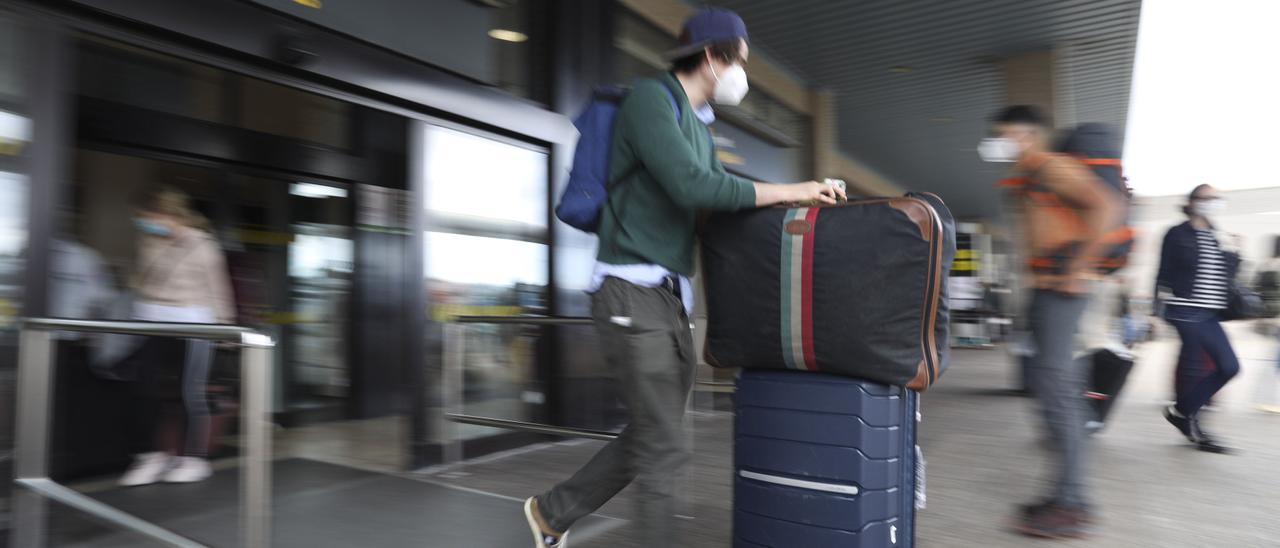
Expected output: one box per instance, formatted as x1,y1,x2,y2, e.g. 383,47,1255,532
1026,289,1091,508
537,277,696,544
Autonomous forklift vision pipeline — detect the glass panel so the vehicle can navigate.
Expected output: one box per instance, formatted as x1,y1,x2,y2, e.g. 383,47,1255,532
423,125,548,231
288,197,354,401
421,121,551,440
0,14,23,101
0,8,30,527
78,36,352,149
78,36,228,125
426,232,548,440
245,0,541,101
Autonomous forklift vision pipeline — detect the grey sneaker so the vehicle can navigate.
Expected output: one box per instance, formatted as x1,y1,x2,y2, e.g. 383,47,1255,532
524,497,567,547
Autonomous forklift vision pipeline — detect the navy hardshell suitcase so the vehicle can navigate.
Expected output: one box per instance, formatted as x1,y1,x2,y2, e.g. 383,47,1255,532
734,370,918,548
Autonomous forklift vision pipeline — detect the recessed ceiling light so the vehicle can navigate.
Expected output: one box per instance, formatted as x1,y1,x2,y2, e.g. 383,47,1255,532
889,66,913,73
488,29,529,43
291,182,348,199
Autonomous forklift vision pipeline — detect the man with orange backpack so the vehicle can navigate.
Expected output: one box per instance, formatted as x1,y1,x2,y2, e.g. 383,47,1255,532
982,105,1125,539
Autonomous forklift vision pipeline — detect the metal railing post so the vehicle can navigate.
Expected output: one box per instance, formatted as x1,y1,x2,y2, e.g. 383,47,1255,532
11,328,54,548
441,323,465,465
240,334,274,548
8,319,274,548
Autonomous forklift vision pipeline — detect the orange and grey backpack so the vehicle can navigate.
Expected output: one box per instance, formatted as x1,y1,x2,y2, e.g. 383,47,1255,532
999,123,1135,275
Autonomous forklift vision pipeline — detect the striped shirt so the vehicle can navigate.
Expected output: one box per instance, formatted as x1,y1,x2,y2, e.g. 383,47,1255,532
1166,229,1230,309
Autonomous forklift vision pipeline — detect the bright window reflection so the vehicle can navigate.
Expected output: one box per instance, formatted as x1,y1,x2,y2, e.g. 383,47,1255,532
425,232,547,287
423,125,548,229
289,233,353,279
0,171,27,256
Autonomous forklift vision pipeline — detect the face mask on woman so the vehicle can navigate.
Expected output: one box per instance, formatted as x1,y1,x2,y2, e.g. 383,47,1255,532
135,217,172,237
1192,198,1226,219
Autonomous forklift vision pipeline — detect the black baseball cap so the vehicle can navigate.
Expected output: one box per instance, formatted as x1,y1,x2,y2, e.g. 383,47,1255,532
665,8,749,60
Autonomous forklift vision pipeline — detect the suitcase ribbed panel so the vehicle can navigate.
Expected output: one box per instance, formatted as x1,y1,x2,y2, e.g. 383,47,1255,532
735,475,898,529
734,510,902,548
736,408,902,460
735,370,916,547
735,374,903,426
736,437,901,491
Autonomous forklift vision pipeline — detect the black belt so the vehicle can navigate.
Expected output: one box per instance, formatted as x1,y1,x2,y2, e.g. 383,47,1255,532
663,275,683,302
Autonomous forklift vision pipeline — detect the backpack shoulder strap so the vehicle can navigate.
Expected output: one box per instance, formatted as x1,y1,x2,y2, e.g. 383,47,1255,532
663,84,682,124
609,81,684,190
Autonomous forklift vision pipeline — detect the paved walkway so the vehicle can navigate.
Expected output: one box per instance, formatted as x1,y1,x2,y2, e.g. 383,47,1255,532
427,322,1280,547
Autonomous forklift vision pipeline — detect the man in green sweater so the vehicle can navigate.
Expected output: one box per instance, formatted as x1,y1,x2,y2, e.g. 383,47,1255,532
524,8,843,547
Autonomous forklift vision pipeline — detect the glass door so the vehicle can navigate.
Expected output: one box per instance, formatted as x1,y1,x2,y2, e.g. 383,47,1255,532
420,123,550,444
285,182,354,412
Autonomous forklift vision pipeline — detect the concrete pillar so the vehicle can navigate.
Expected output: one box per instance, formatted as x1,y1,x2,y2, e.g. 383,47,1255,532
1001,50,1058,126
810,89,837,181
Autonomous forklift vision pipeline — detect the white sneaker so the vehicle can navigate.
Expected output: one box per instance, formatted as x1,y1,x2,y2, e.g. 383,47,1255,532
162,456,212,483
524,497,567,547
119,452,173,487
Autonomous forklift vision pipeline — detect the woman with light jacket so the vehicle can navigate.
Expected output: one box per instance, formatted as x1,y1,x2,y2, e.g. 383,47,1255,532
119,186,236,486
1155,184,1239,454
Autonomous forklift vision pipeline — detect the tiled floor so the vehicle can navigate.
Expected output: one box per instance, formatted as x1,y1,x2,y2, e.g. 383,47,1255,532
421,323,1280,547
271,416,407,474
53,324,1280,547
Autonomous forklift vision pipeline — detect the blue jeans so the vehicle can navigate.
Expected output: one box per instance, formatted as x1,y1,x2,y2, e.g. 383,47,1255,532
1166,306,1240,417
1026,290,1090,507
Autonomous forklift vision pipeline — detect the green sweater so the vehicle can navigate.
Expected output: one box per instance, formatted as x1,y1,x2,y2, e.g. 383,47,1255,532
596,73,757,275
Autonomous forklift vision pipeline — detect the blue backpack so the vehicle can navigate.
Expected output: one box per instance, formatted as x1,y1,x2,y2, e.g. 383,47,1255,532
555,84,680,233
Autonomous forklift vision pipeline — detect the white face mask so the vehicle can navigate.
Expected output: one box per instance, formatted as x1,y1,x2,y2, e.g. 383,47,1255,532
1192,199,1226,218
710,62,749,106
977,137,1021,163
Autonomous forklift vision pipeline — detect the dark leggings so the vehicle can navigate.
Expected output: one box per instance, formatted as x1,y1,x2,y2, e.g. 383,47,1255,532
128,337,214,457
1172,317,1240,417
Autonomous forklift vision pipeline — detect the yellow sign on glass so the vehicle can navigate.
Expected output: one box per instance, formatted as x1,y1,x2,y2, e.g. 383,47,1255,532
431,304,523,323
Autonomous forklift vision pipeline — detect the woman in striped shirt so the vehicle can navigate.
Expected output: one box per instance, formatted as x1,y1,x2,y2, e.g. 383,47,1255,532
1155,184,1240,454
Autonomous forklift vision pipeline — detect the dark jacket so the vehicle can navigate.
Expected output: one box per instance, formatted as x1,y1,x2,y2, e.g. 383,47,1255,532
1155,221,1240,300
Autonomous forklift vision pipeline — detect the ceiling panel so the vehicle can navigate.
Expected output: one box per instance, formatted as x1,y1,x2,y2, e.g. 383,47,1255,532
714,0,1143,218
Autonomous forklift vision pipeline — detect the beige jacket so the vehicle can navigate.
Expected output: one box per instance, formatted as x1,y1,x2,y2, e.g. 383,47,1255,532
132,227,236,324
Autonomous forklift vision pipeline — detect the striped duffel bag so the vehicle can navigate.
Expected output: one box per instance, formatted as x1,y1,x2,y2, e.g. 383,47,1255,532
701,192,956,390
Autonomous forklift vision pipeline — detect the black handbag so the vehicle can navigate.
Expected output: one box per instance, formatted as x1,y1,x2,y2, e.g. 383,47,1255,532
1222,283,1265,321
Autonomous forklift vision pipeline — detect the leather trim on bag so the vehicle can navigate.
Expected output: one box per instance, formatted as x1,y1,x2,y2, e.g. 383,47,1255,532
889,200,933,242
923,203,944,385
906,360,928,390
784,219,813,235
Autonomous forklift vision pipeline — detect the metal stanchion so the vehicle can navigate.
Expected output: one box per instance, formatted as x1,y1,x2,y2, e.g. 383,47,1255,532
240,333,274,548
10,328,53,548
9,319,273,548
441,323,466,465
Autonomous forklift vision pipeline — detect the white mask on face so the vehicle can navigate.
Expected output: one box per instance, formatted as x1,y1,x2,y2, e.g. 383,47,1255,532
710,61,749,106
1192,198,1226,218
977,137,1021,163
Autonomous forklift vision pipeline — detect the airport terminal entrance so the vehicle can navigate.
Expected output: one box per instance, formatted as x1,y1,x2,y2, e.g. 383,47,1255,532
47,34,424,486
